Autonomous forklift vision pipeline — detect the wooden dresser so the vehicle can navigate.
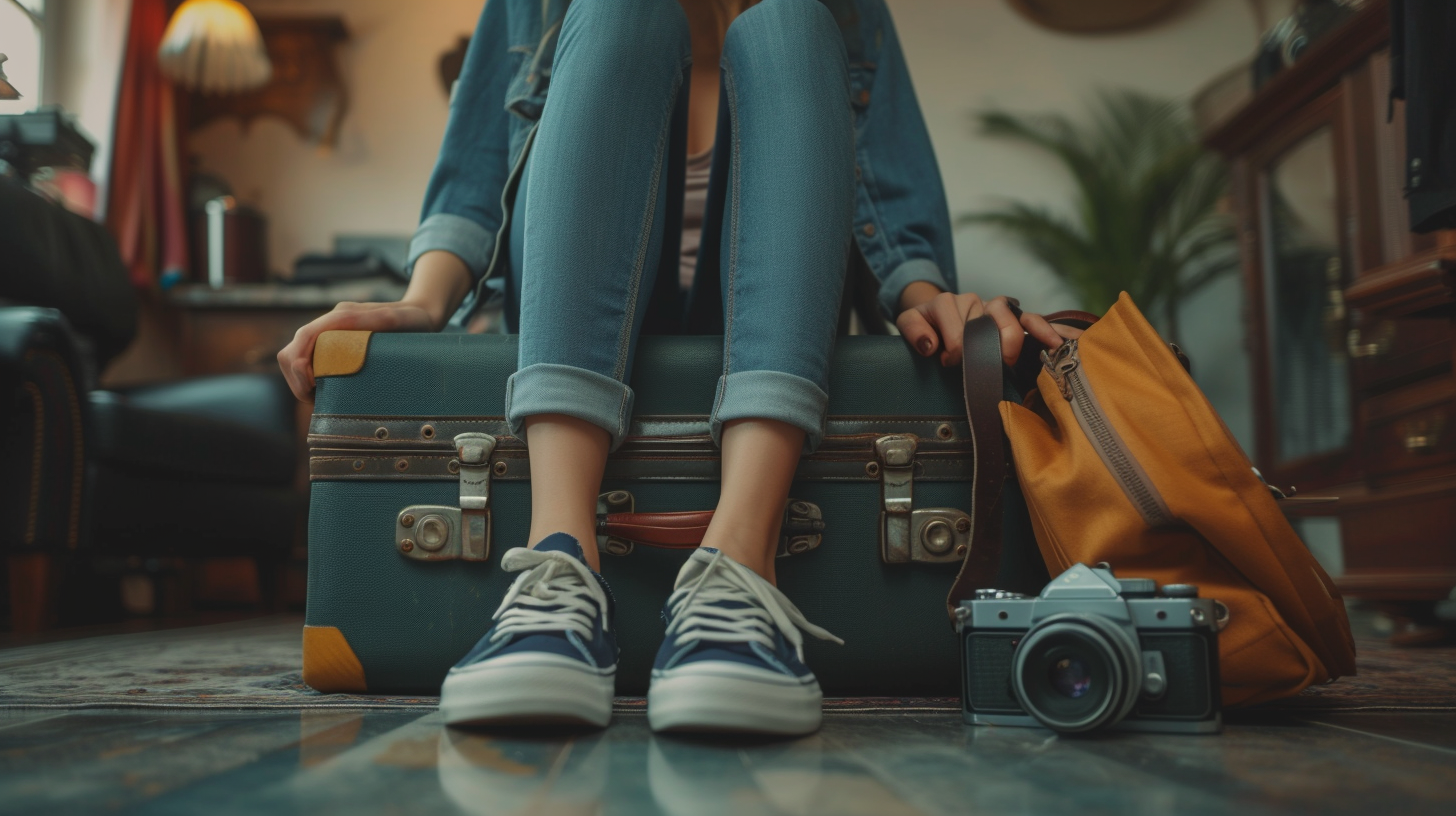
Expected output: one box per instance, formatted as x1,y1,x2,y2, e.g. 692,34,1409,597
1206,0,1455,614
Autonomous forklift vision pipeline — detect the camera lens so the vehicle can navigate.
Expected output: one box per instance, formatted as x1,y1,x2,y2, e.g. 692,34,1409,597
1012,614,1141,733
1049,657,1093,699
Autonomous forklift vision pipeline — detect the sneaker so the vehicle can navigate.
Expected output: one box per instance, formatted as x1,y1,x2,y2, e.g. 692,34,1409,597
440,533,617,727
647,548,842,735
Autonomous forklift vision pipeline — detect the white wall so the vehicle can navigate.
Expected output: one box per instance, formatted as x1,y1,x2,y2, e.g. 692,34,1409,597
189,0,483,275
43,0,131,217
189,0,1280,448
892,0,1288,450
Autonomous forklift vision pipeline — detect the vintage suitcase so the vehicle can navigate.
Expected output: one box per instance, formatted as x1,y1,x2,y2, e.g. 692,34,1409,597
302,329,1041,696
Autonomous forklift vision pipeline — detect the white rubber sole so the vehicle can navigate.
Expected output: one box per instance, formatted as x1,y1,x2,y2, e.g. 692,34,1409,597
441,652,615,728
647,661,823,735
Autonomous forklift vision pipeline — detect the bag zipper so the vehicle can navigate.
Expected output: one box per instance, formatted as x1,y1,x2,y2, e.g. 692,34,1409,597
1043,339,1175,528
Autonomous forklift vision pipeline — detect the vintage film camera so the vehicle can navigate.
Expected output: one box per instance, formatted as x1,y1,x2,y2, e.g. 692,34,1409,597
955,563,1223,734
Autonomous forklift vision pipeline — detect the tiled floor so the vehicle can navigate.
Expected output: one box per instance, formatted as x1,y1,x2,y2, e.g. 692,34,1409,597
1,705,1454,815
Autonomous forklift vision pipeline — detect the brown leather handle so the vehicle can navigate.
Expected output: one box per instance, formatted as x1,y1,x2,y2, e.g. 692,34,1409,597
946,315,1010,619
599,511,714,549
945,309,1101,620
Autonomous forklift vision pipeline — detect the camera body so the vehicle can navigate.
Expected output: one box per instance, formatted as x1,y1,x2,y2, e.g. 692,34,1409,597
955,563,1222,735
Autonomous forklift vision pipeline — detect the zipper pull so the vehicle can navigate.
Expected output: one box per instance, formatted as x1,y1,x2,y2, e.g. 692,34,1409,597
1041,339,1081,401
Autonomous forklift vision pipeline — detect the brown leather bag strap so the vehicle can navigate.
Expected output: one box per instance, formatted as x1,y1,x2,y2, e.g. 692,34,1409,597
945,309,1102,620
599,511,714,549
946,315,1009,619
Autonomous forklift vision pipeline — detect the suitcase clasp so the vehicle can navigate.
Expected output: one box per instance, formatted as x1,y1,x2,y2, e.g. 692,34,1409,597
394,433,497,562
876,435,972,565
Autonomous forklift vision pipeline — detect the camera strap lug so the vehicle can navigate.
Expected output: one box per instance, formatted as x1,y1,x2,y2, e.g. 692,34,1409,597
875,435,972,565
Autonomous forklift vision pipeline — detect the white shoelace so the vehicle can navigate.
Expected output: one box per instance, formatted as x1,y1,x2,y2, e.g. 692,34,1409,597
664,550,842,663
489,547,609,644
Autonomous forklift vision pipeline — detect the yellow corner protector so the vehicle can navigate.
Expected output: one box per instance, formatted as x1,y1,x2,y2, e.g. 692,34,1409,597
312,331,373,378
302,625,368,693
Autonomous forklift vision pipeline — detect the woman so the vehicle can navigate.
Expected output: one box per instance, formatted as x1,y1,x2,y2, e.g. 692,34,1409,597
279,0,1074,736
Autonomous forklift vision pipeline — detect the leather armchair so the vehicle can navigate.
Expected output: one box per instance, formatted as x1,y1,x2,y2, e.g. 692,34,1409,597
1,178,301,632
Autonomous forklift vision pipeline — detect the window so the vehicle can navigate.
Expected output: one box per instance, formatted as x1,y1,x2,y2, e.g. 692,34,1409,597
0,0,45,115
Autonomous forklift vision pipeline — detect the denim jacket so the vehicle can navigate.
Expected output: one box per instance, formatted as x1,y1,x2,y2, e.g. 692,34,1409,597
407,0,957,323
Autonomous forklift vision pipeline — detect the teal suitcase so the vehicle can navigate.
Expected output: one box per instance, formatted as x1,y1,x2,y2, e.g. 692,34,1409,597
302,329,1040,696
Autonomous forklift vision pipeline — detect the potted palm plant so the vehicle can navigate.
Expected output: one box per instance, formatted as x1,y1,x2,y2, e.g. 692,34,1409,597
959,90,1238,346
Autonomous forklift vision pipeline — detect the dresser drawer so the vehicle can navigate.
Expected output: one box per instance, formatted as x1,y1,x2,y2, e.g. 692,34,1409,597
179,309,325,377
1338,486,1456,599
1361,377,1455,481
1348,315,1451,392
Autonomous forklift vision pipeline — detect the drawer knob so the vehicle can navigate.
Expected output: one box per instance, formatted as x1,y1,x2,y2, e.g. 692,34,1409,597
1400,415,1445,454
1346,322,1394,359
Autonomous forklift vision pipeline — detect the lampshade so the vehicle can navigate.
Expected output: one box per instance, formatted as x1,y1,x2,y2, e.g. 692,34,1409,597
158,0,272,95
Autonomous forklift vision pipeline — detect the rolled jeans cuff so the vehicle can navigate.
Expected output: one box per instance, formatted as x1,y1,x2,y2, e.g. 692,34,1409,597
710,370,829,454
505,363,635,452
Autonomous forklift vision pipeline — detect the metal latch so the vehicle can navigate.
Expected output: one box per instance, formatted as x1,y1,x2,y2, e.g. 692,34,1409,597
395,432,496,562
876,435,971,565
596,491,824,558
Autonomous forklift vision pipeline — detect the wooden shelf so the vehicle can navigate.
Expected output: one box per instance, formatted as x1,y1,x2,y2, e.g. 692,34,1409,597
1345,246,1456,318
1205,0,1390,155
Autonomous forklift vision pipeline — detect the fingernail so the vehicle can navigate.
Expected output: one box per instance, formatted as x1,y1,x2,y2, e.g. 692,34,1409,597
918,339,933,355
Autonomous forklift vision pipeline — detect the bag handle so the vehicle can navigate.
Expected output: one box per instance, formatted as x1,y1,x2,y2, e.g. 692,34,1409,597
945,308,1100,620
599,511,715,549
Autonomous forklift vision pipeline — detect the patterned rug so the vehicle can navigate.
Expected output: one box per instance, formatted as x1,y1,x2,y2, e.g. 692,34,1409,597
0,616,1450,712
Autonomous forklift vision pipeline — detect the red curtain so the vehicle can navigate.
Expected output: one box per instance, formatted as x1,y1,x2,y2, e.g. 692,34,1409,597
106,0,189,288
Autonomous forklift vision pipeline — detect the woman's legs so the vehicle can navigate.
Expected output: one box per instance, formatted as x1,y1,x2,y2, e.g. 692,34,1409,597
506,0,691,562
698,0,856,583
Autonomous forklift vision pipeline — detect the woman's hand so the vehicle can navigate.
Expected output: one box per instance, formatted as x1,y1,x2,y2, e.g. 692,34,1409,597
277,301,443,402
895,282,1084,368
276,250,474,402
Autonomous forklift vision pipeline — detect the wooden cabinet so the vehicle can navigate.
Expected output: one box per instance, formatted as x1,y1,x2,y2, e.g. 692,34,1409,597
1207,0,1456,603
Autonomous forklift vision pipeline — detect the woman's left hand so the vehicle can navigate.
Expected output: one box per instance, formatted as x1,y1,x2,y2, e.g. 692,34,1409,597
895,284,1084,368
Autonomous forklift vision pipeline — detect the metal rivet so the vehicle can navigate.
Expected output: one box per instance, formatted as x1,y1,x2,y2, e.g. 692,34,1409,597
375,427,389,440
955,544,968,558
400,539,415,552
857,89,870,105
862,223,876,237
1191,608,1207,622
395,459,409,472
493,461,508,476
955,518,970,534
865,461,880,476
936,423,954,440
790,501,810,515
421,424,435,439
352,459,365,471
921,519,954,555
400,514,415,528
447,459,460,474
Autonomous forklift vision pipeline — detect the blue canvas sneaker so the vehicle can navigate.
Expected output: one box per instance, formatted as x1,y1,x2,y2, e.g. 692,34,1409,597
647,548,842,735
440,533,617,727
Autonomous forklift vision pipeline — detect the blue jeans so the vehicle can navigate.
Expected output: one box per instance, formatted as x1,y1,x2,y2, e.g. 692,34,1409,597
502,0,856,453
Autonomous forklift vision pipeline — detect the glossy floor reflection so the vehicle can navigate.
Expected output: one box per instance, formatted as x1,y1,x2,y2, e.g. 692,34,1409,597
1,707,1454,815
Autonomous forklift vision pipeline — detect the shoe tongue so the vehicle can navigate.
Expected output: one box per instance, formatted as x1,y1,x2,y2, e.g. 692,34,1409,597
532,533,587,561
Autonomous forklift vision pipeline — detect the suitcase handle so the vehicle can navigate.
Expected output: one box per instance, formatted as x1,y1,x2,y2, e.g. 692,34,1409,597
595,497,825,558
598,512,715,548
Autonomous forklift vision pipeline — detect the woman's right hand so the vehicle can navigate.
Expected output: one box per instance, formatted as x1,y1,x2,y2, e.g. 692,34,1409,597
277,300,443,402
277,250,475,402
